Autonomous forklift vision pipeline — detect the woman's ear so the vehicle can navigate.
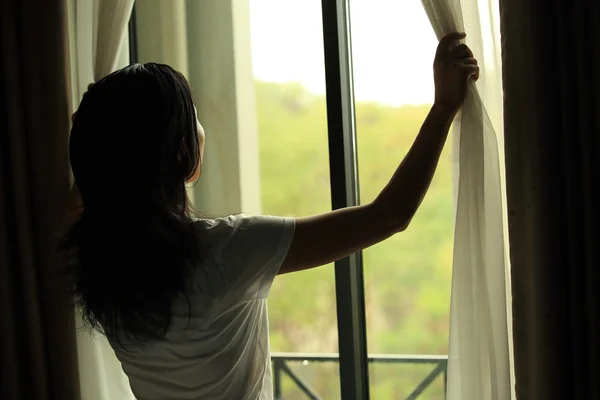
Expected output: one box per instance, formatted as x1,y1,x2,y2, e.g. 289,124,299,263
185,167,200,184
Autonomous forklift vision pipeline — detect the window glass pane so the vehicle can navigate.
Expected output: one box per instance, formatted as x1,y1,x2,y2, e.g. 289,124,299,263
250,1,341,398
350,1,451,398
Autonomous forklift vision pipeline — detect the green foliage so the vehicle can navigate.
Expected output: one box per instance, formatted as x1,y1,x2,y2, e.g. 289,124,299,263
256,80,454,399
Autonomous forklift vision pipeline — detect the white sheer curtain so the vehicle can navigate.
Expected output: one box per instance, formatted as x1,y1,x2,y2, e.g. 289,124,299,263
68,1,135,399
92,0,135,81
420,0,513,399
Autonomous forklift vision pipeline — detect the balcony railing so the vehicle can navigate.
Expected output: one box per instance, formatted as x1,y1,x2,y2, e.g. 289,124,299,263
271,352,448,400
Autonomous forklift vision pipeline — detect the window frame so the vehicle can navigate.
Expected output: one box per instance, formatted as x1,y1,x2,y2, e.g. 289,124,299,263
320,0,370,399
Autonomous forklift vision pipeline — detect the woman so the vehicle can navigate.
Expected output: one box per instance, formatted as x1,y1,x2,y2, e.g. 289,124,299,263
63,32,478,400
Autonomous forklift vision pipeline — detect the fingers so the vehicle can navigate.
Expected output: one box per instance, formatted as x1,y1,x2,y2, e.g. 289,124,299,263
435,32,480,82
450,43,474,59
461,57,478,65
437,32,466,56
460,64,480,81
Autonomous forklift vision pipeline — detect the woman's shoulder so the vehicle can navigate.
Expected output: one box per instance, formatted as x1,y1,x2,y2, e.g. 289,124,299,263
192,213,293,233
190,214,248,249
191,213,294,251
192,213,244,232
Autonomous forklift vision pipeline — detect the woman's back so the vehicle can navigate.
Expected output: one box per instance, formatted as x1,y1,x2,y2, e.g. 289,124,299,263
110,215,294,400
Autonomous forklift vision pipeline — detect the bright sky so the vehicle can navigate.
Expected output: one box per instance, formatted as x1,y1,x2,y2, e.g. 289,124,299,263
249,0,439,106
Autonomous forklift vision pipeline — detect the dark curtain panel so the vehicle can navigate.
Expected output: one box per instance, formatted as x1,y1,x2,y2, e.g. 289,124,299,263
501,1,599,399
0,0,80,399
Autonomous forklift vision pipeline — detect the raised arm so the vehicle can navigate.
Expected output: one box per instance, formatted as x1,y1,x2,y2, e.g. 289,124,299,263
279,32,479,274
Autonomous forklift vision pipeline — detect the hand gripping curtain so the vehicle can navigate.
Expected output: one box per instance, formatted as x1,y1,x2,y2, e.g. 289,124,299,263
72,1,135,399
420,0,512,399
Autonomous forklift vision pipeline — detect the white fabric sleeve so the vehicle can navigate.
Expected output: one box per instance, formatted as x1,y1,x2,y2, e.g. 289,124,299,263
206,214,296,300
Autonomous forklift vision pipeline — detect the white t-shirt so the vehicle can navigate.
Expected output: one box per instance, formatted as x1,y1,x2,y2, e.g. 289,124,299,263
110,214,296,400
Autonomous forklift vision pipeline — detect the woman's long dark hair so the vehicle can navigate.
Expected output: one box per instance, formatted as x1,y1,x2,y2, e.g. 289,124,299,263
62,63,201,348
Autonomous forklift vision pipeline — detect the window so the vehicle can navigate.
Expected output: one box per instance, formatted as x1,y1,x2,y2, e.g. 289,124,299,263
132,0,453,398
250,1,342,397
350,1,450,398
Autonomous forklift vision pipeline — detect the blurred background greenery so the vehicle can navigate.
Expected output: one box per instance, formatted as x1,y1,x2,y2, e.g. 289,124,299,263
257,80,452,399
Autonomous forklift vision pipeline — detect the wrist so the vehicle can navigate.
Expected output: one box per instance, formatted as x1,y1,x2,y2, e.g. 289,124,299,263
431,102,459,119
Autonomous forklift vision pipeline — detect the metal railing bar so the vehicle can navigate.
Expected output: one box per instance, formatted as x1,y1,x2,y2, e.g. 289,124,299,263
273,359,283,399
271,352,448,363
443,364,448,396
280,362,324,400
271,354,449,399
405,362,446,400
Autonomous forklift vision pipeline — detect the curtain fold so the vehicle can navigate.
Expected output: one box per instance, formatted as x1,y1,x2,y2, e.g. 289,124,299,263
0,0,80,399
420,1,512,399
93,0,135,81
69,1,135,399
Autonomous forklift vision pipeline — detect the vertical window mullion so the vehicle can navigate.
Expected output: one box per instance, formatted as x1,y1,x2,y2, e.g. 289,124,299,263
321,1,369,399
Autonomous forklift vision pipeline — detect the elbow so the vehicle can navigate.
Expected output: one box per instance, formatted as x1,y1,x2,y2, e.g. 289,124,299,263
395,215,413,233
370,198,415,234
390,208,418,233
372,190,424,234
